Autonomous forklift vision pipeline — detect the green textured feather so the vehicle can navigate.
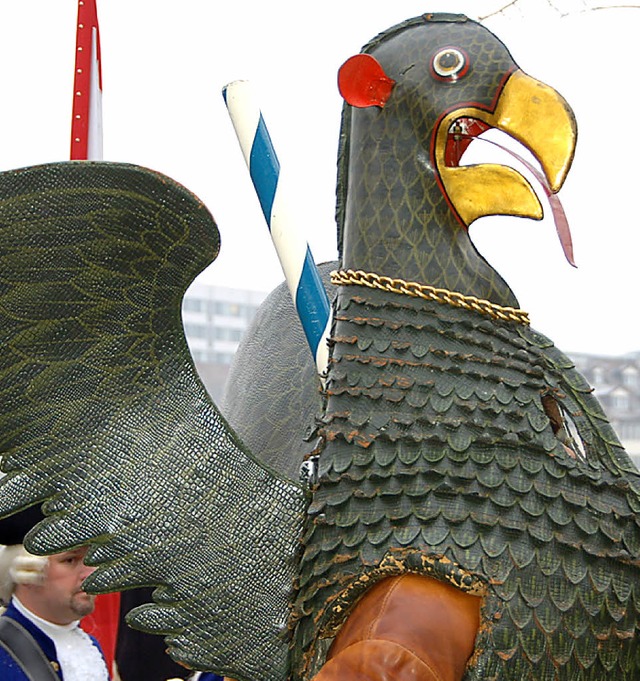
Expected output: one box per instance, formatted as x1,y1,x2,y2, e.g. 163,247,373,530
0,162,306,681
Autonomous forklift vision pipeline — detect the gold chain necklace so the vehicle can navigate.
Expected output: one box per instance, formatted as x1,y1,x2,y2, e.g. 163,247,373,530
330,269,530,326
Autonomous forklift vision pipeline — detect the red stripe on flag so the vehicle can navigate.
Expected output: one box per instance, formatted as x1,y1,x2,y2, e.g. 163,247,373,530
70,0,102,160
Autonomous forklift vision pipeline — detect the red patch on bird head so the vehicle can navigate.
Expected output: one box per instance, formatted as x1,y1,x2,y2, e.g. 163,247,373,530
338,54,395,108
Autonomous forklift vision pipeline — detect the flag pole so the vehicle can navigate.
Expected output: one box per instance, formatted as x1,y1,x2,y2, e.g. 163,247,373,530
69,2,118,671
223,80,332,380
70,0,103,160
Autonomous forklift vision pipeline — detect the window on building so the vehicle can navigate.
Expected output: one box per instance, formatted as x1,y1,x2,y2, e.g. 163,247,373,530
184,323,208,338
213,327,243,342
242,304,259,320
213,351,235,364
622,366,639,389
183,298,203,313
190,349,207,362
214,301,241,317
618,422,640,440
611,389,630,412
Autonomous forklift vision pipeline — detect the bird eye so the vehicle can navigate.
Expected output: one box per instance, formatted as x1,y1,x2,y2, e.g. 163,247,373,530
431,47,468,81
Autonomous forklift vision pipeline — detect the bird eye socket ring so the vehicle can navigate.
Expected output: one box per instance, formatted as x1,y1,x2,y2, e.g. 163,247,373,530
431,47,469,81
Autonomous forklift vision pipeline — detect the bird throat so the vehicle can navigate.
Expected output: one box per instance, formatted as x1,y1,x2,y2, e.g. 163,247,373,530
339,107,519,310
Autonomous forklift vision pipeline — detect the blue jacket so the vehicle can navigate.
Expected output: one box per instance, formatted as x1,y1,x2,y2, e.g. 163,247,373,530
0,601,105,680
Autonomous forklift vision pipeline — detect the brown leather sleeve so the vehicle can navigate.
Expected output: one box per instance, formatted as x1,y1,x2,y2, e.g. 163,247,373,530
311,574,480,681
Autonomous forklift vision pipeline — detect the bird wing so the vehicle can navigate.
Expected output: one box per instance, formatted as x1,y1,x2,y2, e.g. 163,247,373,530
222,261,337,481
0,162,306,681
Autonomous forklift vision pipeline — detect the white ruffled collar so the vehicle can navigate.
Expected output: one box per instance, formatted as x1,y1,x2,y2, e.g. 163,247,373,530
12,597,110,680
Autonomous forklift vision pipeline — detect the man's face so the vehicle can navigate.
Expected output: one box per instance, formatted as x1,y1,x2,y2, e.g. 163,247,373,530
19,546,97,625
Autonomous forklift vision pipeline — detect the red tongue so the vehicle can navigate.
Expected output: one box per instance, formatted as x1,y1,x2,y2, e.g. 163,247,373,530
545,192,575,268
449,131,576,268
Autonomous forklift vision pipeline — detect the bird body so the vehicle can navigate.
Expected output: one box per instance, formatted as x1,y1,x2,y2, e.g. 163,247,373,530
229,13,640,680
290,283,640,679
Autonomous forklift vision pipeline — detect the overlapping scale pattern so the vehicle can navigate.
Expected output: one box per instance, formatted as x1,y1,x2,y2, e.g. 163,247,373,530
0,162,306,681
291,286,640,680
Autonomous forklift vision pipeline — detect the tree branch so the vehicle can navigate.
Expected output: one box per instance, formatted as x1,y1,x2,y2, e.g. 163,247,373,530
478,1,520,21
479,0,639,21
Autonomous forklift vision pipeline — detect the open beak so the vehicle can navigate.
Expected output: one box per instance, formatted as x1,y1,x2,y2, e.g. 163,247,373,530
436,70,577,227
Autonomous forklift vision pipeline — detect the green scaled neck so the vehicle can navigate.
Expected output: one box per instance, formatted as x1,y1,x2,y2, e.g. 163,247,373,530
334,15,520,310
338,102,519,309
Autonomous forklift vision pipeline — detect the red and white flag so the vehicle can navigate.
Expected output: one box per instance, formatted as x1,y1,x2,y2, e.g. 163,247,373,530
70,3,119,669
70,0,103,160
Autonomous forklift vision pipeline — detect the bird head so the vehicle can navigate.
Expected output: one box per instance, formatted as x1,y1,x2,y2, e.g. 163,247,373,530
335,14,577,297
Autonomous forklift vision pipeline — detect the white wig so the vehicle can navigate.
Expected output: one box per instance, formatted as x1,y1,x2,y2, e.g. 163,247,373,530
0,544,48,605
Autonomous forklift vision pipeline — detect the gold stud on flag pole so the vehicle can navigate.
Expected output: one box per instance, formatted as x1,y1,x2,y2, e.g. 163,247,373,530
70,0,103,160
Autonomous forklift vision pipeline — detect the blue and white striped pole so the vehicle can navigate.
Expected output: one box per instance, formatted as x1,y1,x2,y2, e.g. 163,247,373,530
223,80,331,378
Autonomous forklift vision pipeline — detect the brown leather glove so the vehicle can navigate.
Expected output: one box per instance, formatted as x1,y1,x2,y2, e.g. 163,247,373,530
311,573,480,681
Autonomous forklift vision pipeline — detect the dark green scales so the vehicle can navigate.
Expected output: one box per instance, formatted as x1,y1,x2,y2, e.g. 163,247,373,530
0,13,638,681
232,14,640,681
289,285,640,680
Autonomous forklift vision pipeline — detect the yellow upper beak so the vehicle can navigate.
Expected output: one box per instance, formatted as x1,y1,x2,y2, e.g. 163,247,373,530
436,70,577,226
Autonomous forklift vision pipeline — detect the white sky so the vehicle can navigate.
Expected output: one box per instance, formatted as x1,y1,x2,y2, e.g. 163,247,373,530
0,1,637,356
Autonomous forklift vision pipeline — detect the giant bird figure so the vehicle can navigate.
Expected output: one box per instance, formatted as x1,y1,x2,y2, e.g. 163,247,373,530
0,12,638,681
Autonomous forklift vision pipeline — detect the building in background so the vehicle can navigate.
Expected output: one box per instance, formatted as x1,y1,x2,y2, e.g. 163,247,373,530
184,282,640,467
183,282,267,402
572,352,640,465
